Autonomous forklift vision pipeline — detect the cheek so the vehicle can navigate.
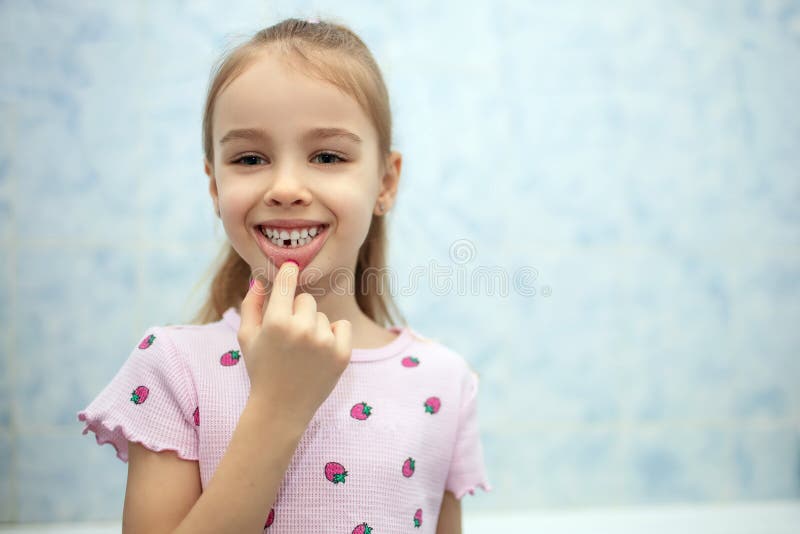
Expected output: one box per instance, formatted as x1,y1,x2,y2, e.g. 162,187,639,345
217,182,253,216
217,187,255,235
331,191,374,233
334,208,377,261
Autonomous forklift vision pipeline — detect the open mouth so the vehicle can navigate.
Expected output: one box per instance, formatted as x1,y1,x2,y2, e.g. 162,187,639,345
256,223,330,248
252,223,331,271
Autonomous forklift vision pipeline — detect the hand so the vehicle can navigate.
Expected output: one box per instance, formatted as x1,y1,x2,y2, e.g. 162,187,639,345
238,261,353,427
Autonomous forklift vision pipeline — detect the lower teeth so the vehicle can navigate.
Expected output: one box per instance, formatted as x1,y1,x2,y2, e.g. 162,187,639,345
278,239,307,248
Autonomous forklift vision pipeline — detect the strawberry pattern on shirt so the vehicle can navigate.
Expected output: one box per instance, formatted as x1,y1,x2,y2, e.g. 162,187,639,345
78,307,492,532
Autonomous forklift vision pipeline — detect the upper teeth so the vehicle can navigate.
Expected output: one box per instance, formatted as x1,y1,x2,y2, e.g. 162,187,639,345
260,225,324,248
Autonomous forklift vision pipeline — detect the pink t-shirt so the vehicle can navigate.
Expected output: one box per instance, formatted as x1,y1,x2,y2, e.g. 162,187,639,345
77,306,492,531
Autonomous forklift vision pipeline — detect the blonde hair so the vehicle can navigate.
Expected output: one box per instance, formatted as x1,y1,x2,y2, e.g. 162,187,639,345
188,17,405,329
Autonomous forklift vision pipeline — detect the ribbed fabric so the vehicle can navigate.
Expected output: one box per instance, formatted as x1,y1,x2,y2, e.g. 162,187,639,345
77,307,492,531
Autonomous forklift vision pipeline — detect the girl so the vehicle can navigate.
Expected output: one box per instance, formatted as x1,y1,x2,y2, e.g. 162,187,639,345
77,17,491,534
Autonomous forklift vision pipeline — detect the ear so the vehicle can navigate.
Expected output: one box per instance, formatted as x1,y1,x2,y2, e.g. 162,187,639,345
205,158,220,217
376,151,402,213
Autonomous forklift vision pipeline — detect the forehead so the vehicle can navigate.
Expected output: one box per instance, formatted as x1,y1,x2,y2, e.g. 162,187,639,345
213,50,374,143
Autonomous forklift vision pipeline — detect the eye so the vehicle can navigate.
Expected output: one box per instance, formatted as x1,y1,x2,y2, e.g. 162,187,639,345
312,152,347,165
232,154,266,166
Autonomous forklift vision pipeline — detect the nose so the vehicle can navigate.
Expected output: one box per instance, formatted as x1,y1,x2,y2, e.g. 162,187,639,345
263,164,312,207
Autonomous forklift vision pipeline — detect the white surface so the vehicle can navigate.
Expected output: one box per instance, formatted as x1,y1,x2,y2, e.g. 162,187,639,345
464,501,800,533
0,501,798,533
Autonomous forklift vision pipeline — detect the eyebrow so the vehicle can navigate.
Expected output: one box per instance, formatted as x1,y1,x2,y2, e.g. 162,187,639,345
219,127,362,145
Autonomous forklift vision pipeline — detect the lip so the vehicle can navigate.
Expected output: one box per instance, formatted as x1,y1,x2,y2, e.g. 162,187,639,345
252,223,330,271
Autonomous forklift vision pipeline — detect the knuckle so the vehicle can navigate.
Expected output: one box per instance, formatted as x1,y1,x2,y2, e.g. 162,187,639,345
337,344,351,361
283,320,303,338
264,315,287,333
298,325,317,343
283,317,312,340
296,293,316,306
322,331,338,350
334,351,350,370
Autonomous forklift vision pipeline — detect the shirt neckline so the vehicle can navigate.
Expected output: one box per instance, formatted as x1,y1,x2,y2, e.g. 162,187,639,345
221,306,415,362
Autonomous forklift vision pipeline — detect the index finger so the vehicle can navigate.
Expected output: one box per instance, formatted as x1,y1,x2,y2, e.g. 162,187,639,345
264,260,299,320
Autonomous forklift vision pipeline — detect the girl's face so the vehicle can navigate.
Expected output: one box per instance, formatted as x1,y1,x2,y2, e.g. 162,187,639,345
205,49,399,288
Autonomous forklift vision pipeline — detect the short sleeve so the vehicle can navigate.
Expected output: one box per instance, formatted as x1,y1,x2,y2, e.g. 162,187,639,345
445,369,493,500
76,326,199,463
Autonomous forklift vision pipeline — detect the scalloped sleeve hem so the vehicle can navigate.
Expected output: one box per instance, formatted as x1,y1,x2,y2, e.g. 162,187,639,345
443,367,493,500
449,480,494,500
77,411,199,463
76,325,200,464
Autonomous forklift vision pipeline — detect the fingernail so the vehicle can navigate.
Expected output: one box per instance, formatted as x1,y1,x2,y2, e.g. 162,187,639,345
285,260,299,268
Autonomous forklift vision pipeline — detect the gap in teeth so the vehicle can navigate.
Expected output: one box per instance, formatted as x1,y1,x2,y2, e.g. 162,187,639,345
260,224,325,248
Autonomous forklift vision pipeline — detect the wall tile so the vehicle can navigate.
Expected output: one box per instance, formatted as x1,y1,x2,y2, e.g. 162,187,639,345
0,0,798,522
1,0,147,243
0,99,13,244
15,246,137,428
136,240,225,330
0,242,11,428
15,429,126,522
0,431,14,522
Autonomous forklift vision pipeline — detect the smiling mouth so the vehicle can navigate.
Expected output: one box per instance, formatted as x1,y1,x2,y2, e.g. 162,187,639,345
253,222,331,271
256,223,330,248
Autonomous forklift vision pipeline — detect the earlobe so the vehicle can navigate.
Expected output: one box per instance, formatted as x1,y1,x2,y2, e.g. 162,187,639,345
210,192,220,218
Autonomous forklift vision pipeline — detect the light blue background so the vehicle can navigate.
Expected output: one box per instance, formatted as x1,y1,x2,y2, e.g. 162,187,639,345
1,0,799,524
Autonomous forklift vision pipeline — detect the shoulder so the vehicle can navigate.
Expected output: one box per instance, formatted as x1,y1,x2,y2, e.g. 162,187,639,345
150,314,236,362
131,324,190,375
405,326,480,381
131,318,235,394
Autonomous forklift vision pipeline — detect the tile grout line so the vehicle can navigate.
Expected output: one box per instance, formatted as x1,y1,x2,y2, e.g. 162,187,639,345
135,0,149,356
7,93,19,523
478,416,800,435
7,239,224,249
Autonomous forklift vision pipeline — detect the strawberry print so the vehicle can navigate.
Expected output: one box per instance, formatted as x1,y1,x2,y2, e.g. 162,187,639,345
130,386,149,405
138,334,155,350
414,508,423,528
402,457,416,478
264,507,274,528
350,402,372,420
352,524,372,534
401,356,420,367
219,349,241,366
424,396,441,414
193,406,199,426
324,461,348,484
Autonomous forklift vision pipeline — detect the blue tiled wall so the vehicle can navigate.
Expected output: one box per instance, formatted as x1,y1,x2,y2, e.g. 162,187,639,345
1,0,798,523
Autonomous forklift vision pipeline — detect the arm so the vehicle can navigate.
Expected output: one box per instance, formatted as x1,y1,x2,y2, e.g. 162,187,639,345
121,263,349,534
435,490,462,534
122,393,306,534
123,443,201,532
